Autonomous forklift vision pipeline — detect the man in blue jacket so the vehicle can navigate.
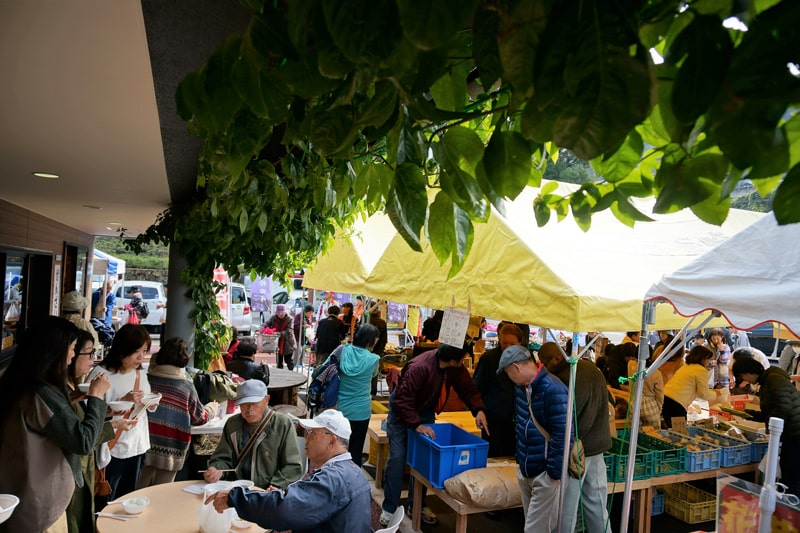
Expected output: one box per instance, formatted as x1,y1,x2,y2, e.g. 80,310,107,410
205,409,371,533
498,344,570,533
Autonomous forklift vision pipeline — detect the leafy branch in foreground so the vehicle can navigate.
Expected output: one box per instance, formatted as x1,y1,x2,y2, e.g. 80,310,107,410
132,0,799,366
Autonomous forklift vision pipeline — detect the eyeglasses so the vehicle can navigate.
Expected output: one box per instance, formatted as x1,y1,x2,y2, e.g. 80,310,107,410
76,348,102,361
304,429,334,439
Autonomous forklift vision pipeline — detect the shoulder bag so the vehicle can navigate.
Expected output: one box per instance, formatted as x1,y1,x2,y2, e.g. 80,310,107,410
527,394,585,479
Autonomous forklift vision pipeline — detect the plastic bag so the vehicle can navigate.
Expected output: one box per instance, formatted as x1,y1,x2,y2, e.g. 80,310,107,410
197,487,234,533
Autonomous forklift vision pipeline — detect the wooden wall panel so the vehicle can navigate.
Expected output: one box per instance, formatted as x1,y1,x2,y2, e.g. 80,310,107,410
0,199,93,252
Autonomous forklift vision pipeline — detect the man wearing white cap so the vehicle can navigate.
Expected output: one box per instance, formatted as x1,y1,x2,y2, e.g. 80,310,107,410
204,380,302,491
206,408,371,533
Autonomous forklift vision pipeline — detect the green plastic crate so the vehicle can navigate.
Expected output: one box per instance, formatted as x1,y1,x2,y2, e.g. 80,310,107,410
607,437,654,482
618,430,686,476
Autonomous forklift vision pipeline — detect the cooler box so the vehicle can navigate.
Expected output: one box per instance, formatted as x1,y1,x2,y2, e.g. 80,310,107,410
407,423,489,488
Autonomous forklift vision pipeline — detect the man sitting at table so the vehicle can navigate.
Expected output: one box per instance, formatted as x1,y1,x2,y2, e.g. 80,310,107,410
204,380,303,490
206,409,371,533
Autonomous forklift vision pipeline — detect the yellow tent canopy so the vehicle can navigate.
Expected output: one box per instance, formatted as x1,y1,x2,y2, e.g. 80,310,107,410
304,184,761,332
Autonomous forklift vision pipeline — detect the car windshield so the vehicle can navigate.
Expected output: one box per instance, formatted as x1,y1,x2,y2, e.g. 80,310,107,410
126,286,160,299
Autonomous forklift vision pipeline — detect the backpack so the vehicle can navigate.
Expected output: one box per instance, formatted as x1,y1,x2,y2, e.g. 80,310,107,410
193,370,212,404
139,301,150,319
307,353,340,416
252,363,270,387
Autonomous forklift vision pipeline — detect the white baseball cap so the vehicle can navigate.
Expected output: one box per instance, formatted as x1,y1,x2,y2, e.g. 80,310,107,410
298,409,351,440
235,380,268,405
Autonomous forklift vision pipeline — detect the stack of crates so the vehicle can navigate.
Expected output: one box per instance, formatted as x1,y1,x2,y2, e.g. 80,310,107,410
688,426,751,466
659,430,721,472
618,430,686,476
605,437,654,482
663,482,716,524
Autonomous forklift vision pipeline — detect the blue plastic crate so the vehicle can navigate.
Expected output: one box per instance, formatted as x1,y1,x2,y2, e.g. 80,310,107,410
406,423,489,488
688,426,751,466
652,491,665,516
660,431,721,472
730,424,769,462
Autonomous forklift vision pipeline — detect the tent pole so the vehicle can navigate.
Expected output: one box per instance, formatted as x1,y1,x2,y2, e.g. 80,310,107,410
759,417,784,533
620,302,653,532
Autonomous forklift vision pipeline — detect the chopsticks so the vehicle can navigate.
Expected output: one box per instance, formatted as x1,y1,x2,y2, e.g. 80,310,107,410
198,468,237,473
96,512,138,521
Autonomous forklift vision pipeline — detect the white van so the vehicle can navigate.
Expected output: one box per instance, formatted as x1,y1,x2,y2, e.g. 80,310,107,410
228,282,252,336
114,280,167,333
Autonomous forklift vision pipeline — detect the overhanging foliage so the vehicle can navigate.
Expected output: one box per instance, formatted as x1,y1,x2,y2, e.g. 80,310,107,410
130,0,800,366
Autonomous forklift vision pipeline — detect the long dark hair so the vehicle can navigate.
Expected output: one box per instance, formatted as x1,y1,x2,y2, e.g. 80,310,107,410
67,329,96,386
0,316,80,426
353,323,379,349
101,324,151,372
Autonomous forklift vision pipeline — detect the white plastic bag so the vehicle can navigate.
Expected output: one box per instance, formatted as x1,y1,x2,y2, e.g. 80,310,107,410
198,487,234,533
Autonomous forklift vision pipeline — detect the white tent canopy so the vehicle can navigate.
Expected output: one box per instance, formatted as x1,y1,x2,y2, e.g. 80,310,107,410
646,213,800,337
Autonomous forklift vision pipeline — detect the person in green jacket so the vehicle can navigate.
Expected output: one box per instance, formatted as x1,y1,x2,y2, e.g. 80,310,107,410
204,380,303,489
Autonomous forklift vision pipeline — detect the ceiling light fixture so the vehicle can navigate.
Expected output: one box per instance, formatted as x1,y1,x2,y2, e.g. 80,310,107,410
32,171,60,179
82,205,103,210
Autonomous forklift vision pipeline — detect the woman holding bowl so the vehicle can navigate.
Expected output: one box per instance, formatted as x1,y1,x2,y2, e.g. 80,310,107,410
66,329,138,533
88,323,154,505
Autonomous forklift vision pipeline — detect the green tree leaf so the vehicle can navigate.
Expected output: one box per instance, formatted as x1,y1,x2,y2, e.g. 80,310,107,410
472,8,503,92
397,0,479,50
321,0,403,64
429,60,470,112
592,130,643,183
773,164,800,224
481,130,532,198
668,15,733,124
427,191,455,264
386,163,427,251
432,127,489,220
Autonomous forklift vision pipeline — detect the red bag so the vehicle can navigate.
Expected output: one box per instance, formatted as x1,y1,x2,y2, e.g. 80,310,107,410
126,304,140,325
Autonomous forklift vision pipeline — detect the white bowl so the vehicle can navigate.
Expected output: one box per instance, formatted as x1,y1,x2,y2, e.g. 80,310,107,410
77,383,91,393
108,400,134,412
121,496,149,514
0,494,20,525
230,480,254,489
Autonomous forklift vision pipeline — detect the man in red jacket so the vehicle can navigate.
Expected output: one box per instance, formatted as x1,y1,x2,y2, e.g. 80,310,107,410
379,342,488,526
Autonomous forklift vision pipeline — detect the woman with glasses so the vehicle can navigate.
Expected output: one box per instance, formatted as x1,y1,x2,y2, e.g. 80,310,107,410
88,324,153,507
0,316,110,533
65,329,137,533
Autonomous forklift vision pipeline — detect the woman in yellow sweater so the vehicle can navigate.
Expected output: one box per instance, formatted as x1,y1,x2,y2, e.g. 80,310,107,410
662,345,724,428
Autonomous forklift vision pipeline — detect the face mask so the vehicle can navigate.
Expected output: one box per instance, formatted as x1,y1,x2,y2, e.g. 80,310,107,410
792,346,800,355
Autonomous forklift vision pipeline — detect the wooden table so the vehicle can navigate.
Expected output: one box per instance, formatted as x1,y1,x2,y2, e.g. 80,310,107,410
267,367,307,407
96,480,258,532
409,462,758,533
366,411,482,489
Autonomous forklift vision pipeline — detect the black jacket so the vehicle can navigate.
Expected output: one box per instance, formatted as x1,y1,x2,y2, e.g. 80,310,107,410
758,366,800,441
315,316,345,356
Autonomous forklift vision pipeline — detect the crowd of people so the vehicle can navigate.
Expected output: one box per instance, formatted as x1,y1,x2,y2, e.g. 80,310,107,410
4,299,800,533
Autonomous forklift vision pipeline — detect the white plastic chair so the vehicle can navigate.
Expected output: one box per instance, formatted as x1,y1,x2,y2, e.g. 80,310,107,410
374,505,404,533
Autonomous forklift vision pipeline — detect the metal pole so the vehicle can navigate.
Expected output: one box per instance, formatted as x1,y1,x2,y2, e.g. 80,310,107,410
619,303,650,533
759,417,784,533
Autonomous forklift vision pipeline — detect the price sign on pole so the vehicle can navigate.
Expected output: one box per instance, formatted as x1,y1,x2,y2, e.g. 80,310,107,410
439,307,470,348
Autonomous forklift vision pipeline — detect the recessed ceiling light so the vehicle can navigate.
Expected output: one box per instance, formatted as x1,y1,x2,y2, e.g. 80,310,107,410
82,205,102,210
107,222,122,226
32,171,60,179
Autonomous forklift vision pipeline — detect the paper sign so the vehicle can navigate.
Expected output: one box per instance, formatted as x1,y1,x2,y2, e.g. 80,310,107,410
671,418,688,434
439,306,470,348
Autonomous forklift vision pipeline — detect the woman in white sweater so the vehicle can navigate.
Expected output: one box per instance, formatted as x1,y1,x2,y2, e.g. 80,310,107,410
662,345,724,428
88,324,152,505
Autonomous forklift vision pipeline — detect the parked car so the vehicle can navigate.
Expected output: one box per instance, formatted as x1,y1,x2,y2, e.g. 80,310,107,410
229,282,252,336
114,280,167,334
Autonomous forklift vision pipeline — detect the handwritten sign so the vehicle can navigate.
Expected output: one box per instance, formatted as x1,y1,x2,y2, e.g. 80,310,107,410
439,306,470,348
